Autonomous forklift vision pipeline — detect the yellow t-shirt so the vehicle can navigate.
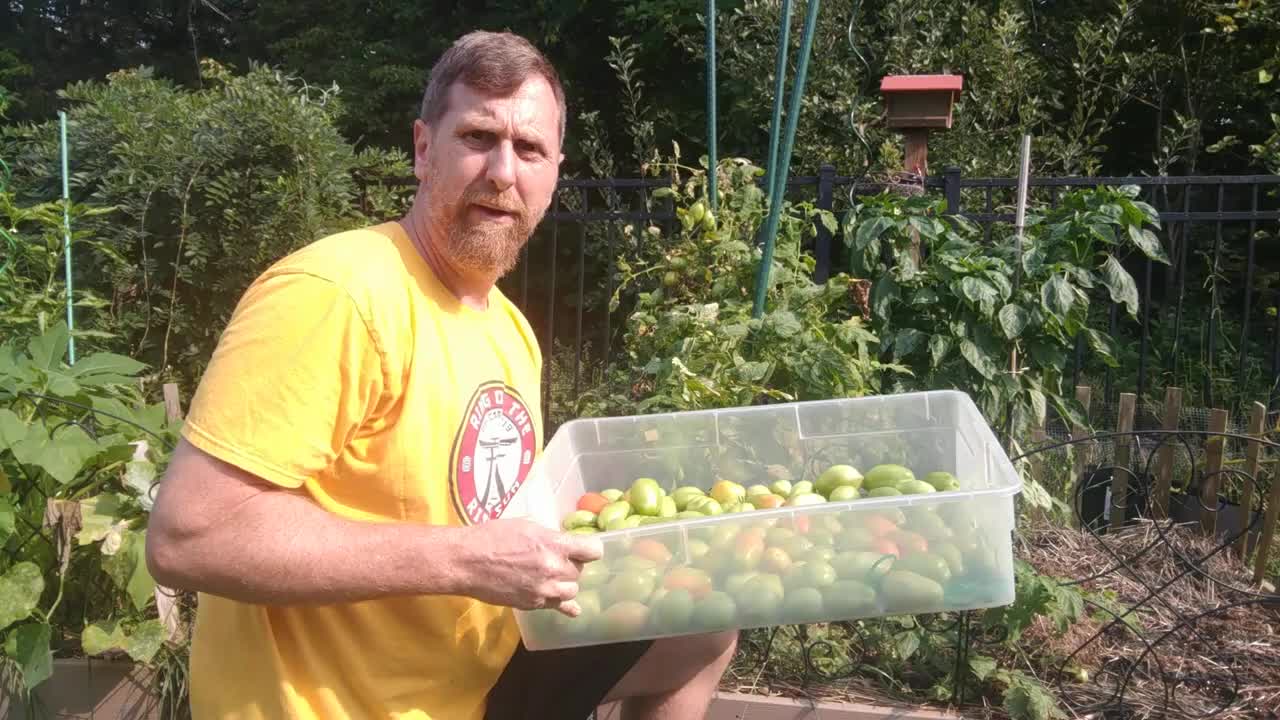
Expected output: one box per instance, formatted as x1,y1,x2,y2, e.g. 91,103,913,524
179,221,544,719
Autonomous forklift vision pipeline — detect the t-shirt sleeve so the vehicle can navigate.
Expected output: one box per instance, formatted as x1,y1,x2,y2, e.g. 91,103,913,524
180,270,387,489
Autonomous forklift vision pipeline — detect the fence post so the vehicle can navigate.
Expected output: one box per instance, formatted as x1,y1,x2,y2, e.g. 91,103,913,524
943,166,962,215
814,164,835,284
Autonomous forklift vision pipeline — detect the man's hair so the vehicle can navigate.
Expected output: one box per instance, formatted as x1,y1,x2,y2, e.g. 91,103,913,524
420,31,566,148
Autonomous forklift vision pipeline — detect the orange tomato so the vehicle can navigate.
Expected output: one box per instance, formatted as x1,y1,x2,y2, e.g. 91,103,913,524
863,514,898,538
888,529,928,555
794,516,812,534
632,539,673,566
754,494,785,509
577,492,610,515
663,566,713,599
871,537,900,558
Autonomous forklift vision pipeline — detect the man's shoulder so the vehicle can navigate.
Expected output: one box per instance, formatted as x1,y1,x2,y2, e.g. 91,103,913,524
265,222,410,293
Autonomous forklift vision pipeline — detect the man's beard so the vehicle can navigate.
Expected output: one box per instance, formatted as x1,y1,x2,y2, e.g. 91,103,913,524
428,172,542,278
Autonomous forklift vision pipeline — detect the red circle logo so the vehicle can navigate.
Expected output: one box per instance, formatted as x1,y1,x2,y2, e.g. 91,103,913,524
450,382,538,525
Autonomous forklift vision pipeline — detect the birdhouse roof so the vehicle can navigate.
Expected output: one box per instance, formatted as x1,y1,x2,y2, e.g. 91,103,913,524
880,75,964,93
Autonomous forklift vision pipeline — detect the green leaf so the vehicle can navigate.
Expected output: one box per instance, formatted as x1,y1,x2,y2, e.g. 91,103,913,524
1260,68,1274,85
871,276,899,322
0,495,14,541
998,304,1031,339
17,424,100,485
960,339,999,380
1029,388,1048,429
0,409,26,449
1003,677,1061,720
910,288,939,307
929,335,953,368
1040,275,1075,317
1085,329,1120,367
27,322,69,371
44,371,81,397
970,654,998,681
894,631,920,660
102,530,156,611
77,493,130,546
4,622,53,689
893,329,928,360
125,619,165,663
1022,245,1047,278
1127,225,1170,264
959,277,999,317
854,216,894,251
81,619,129,655
68,352,146,379
766,311,801,338
737,361,770,383
818,212,838,235
0,562,45,630
1100,256,1139,318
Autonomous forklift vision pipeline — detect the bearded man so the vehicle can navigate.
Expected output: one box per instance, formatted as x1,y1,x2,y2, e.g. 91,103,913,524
146,30,737,720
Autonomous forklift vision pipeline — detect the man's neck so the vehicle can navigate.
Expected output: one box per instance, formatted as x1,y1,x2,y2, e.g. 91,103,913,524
398,212,495,311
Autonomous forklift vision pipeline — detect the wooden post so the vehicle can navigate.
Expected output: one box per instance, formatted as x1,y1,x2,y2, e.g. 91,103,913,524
1070,385,1092,529
1253,410,1280,584
162,383,183,423
1237,402,1266,559
1153,387,1183,519
1110,393,1136,531
1200,409,1229,536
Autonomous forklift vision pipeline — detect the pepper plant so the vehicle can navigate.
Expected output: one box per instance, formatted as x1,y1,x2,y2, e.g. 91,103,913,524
844,185,1167,463
0,321,181,699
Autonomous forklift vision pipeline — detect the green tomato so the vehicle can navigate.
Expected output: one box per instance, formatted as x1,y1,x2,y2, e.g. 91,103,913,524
815,464,864,497
562,510,597,530
596,501,632,530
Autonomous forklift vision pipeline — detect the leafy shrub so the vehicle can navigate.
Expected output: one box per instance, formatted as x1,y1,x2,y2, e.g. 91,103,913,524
576,155,906,417
845,185,1167,459
2,61,411,390
0,322,183,705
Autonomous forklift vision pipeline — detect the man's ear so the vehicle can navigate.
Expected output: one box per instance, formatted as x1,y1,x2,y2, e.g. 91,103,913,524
413,119,433,183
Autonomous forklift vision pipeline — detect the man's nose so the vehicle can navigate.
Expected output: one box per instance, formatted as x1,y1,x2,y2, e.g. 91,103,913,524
485,142,517,193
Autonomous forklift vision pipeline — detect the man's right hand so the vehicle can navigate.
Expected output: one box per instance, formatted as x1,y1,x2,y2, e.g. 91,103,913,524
459,518,603,617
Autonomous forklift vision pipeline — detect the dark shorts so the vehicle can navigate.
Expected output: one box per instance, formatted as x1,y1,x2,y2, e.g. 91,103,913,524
483,638,654,720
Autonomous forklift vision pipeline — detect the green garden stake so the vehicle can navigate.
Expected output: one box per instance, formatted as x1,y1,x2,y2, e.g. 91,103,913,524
752,0,822,319
59,110,76,363
761,0,794,197
706,0,718,211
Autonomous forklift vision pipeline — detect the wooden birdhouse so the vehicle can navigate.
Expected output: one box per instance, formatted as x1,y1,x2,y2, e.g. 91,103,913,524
879,74,963,176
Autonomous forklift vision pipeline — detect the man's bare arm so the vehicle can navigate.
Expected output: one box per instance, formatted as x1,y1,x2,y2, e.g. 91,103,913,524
145,439,600,613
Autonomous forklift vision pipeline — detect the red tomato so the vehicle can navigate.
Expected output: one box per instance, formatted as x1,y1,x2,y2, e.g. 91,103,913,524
577,492,609,515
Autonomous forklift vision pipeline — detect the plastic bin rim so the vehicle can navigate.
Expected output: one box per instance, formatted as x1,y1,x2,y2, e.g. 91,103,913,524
550,389,982,431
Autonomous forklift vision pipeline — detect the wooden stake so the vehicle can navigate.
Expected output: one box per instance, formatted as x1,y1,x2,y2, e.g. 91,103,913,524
1070,385,1092,529
1200,409,1229,536
1254,410,1280,584
156,382,185,645
1153,387,1182,519
1111,393,1136,531
1237,402,1265,559
162,382,184,422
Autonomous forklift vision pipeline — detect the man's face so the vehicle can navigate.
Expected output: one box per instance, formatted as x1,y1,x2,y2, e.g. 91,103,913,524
413,75,563,278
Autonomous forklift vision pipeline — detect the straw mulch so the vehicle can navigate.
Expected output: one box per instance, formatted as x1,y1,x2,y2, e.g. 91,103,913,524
722,518,1280,719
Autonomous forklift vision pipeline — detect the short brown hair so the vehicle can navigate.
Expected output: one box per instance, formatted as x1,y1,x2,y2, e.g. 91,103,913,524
420,31,567,148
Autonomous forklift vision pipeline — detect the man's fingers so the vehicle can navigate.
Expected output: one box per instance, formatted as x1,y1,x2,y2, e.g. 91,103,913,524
561,533,603,562
556,599,582,618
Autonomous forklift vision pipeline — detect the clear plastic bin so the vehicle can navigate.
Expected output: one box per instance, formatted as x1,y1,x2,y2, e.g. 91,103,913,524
509,390,1022,650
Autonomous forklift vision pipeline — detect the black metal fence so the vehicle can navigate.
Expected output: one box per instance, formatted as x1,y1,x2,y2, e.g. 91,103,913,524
478,168,1280,432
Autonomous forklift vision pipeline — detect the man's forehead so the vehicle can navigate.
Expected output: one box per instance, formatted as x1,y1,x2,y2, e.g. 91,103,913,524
446,78,560,133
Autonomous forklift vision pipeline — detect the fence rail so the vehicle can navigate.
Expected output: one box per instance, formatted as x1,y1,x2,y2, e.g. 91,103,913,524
364,168,1280,432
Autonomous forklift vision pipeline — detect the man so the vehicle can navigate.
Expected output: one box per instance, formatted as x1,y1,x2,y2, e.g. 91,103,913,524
146,30,736,720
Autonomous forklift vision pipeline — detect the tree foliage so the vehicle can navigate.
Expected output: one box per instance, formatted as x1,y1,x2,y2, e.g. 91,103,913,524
2,62,410,388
